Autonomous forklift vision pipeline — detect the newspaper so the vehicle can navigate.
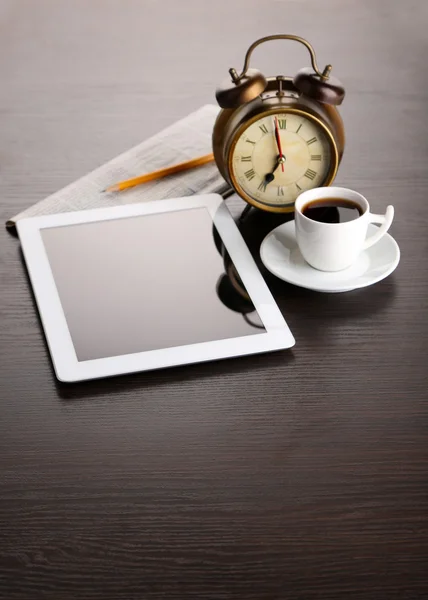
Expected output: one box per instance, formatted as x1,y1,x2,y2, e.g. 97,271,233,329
6,104,231,231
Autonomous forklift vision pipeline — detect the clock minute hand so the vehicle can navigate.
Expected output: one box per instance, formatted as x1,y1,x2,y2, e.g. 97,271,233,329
273,116,285,173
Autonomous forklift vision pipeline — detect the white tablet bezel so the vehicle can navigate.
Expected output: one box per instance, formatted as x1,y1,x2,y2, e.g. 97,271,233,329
17,194,295,382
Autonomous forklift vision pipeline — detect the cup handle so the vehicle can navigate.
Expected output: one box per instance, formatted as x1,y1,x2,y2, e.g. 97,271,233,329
363,206,394,250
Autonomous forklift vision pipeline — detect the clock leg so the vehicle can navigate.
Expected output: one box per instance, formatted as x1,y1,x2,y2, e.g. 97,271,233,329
238,204,253,224
222,187,235,200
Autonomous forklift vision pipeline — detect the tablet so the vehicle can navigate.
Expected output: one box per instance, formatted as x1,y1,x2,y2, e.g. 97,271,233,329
17,194,295,382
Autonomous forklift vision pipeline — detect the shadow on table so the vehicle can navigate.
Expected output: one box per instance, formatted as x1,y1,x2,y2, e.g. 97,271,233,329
56,347,295,401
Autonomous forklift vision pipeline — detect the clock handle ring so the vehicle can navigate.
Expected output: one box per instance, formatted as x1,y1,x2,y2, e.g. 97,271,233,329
229,34,331,83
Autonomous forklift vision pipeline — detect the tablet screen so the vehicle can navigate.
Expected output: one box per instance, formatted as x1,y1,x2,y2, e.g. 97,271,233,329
41,207,265,361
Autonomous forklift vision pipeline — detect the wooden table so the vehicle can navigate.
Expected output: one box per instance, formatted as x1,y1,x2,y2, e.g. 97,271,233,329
1,1,427,598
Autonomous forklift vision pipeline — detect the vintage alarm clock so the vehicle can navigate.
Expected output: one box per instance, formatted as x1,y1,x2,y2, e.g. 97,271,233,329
213,34,345,213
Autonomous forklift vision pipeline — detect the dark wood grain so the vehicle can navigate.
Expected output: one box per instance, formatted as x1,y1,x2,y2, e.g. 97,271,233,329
1,0,428,598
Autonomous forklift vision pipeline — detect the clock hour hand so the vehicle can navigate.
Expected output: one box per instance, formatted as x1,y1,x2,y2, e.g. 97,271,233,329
264,155,286,184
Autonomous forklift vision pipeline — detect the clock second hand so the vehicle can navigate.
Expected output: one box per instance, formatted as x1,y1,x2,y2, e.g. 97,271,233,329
273,116,285,172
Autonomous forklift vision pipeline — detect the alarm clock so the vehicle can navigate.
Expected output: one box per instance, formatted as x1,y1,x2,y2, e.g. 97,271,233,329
213,34,345,213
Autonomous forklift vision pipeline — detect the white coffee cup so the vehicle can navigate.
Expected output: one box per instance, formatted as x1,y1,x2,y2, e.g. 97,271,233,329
294,187,394,272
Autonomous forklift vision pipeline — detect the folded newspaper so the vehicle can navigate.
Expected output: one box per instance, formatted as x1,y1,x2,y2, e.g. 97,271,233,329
6,104,231,231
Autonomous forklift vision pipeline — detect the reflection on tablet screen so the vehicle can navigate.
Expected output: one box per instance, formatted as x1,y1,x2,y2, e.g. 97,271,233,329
41,207,265,361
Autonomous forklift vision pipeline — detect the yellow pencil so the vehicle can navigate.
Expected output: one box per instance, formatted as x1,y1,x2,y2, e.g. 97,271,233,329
102,152,215,193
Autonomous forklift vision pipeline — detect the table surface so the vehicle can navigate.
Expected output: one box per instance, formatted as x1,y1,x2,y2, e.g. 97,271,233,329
1,1,427,598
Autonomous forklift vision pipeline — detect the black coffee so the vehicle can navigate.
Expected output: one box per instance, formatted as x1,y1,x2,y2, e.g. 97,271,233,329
302,198,363,224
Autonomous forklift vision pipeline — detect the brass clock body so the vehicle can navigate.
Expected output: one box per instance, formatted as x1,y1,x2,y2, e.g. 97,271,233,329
213,36,345,213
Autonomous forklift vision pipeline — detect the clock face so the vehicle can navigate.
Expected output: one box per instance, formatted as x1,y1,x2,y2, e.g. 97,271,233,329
230,110,335,210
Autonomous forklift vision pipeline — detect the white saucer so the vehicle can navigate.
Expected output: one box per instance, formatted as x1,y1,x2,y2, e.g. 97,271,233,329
260,221,400,293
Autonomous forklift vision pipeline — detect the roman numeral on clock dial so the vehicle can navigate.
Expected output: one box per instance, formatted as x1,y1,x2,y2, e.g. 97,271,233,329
244,168,255,180
304,168,317,180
